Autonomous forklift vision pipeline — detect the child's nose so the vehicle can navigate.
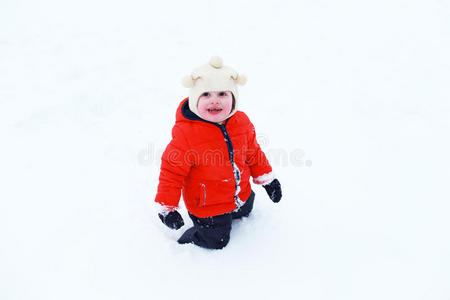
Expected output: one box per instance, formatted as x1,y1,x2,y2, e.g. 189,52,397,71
210,95,220,104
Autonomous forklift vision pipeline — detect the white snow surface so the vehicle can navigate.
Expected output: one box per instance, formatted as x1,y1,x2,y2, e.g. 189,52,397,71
1,0,450,299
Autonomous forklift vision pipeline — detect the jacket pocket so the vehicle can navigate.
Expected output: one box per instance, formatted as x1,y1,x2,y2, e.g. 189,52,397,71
199,183,206,207
196,180,236,207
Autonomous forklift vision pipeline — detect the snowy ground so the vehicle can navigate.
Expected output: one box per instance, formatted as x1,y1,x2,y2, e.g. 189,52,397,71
1,0,450,299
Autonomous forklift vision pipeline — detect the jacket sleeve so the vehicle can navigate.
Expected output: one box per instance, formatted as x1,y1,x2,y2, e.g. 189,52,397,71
155,124,192,209
245,120,275,185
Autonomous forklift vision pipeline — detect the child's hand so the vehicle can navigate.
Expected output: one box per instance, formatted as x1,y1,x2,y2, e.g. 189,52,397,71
158,210,185,230
263,179,282,203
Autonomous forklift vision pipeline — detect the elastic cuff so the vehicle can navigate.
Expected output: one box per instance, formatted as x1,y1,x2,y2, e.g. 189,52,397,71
156,203,178,214
252,172,275,185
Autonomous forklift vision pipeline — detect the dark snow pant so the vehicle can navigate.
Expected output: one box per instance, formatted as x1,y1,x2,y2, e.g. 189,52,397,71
177,190,255,249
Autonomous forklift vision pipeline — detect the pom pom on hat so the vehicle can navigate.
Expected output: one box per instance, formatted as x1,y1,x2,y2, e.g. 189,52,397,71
209,56,223,68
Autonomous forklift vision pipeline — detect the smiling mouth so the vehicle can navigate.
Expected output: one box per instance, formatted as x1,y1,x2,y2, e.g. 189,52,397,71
207,108,223,113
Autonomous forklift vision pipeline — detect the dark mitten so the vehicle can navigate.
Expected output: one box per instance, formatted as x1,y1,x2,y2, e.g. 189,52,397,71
158,210,184,230
263,179,282,203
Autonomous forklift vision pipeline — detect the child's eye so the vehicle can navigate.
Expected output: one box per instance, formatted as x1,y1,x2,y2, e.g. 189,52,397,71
218,92,227,97
202,92,210,97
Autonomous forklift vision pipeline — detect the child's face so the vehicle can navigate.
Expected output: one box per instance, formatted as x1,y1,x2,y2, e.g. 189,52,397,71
197,91,233,123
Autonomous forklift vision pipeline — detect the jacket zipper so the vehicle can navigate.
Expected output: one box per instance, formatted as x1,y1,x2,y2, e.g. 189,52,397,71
217,121,234,164
216,121,241,208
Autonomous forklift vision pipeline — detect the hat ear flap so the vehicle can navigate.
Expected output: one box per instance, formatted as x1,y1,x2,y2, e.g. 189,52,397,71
182,75,199,88
234,74,247,86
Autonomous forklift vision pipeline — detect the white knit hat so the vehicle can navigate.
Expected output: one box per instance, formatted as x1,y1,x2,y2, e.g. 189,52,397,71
182,56,247,119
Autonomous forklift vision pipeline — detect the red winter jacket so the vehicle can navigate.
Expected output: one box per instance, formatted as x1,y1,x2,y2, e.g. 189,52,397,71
155,98,273,218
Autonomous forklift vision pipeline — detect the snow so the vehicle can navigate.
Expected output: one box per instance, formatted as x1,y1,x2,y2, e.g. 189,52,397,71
1,0,450,299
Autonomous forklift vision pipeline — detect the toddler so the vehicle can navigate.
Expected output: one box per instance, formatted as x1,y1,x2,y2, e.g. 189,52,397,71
155,57,282,249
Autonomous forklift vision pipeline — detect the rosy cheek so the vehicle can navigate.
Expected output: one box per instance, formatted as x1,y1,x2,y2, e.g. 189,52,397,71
223,99,233,112
197,99,208,112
